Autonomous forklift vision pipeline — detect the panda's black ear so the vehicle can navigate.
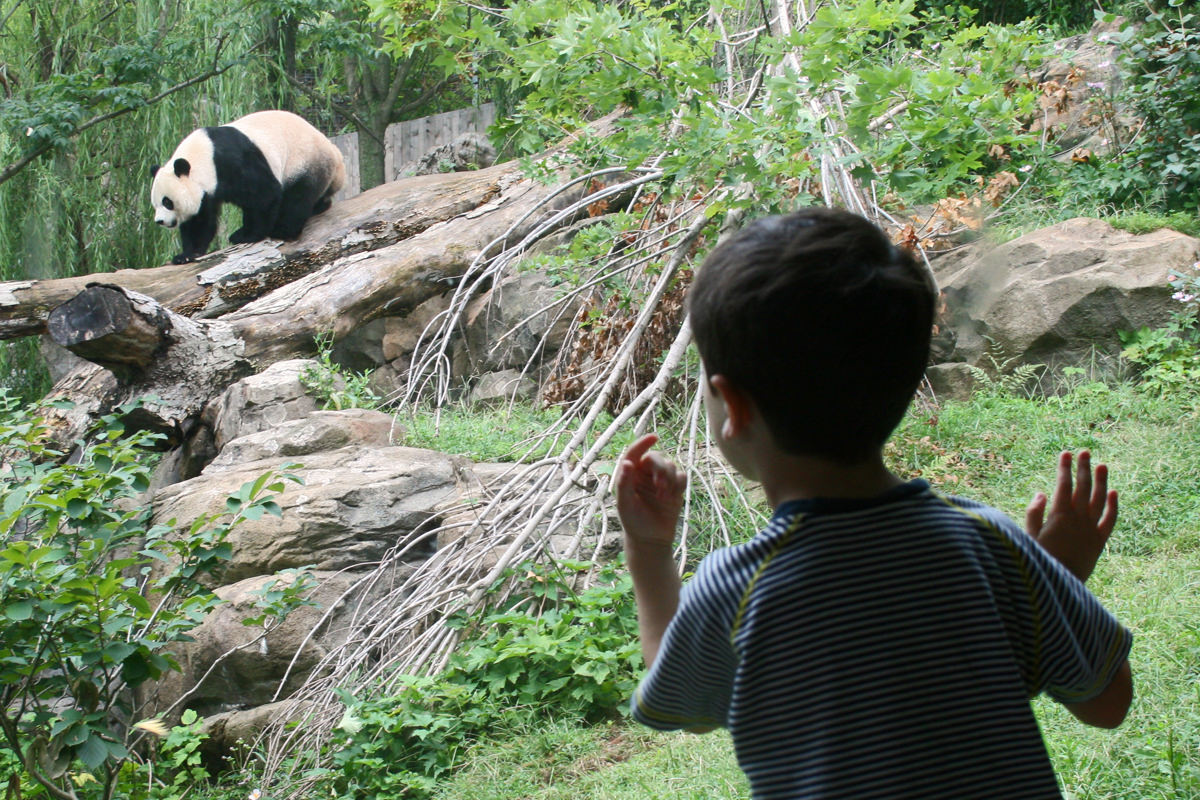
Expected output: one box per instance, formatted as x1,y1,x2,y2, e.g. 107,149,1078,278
150,164,160,178
173,158,191,178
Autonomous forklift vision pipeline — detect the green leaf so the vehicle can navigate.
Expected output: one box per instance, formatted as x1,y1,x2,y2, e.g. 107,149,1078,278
103,642,137,664
120,651,151,685
63,725,90,747
5,601,32,621
76,734,109,768
65,498,90,519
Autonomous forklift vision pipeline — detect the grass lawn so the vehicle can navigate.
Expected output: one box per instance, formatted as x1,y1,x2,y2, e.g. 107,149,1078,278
434,380,1200,800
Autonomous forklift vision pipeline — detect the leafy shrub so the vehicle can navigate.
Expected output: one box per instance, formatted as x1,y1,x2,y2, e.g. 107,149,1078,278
325,559,642,800
1120,325,1200,395
804,5,1048,203
0,393,305,800
299,331,381,410
1118,9,1200,210
447,560,642,718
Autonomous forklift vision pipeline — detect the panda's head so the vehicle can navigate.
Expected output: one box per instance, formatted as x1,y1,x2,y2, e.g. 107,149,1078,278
150,131,214,228
150,158,204,229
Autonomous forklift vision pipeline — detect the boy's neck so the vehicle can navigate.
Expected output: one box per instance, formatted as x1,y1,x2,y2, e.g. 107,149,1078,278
757,451,905,510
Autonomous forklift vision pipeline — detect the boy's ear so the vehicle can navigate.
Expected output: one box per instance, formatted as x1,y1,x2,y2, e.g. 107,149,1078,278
709,374,757,439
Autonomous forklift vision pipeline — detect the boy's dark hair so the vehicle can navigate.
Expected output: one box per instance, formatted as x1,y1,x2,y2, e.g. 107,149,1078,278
689,207,936,464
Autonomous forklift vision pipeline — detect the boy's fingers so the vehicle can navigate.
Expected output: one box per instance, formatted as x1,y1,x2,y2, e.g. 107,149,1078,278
1090,463,1109,519
1075,450,1092,509
614,434,657,489
624,433,659,463
1025,492,1047,536
1052,451,1073,512
1098,489,1118,539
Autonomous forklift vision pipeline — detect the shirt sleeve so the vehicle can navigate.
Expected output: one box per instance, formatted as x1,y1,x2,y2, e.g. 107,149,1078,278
631,550,743,730
998,515,1133,705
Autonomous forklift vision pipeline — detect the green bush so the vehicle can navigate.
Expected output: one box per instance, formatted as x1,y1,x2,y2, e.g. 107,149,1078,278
1120,324,1200,395
1118,9,1200,210
325,559,642,800
0,392,305,800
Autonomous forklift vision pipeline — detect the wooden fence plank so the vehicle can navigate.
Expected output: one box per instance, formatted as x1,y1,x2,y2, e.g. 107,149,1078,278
328,103,497,199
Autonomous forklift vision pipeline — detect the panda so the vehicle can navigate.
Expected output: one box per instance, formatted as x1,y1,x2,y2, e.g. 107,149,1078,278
150,110,346,264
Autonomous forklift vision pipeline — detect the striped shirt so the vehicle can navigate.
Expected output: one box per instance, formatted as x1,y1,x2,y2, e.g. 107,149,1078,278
632,479,1132,799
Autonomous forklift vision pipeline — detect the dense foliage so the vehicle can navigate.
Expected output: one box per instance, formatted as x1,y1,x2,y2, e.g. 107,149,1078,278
0,393,306,800
1119,6,1200,210
324,560,641,799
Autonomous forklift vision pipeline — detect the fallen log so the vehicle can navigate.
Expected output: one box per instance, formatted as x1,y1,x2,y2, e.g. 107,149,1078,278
46,284,169,379
38,286,251,449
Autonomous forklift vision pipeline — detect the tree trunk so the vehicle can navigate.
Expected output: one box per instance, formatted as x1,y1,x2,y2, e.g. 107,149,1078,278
39,287,251,450
358,116,388,191
46,284,168,379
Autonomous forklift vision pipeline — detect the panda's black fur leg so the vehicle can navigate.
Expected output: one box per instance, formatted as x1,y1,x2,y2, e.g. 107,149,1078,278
210,126,283,244
272,171,327,240
176,196,220,262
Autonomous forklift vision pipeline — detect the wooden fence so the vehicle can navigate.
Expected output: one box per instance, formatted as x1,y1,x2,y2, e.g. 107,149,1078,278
330,103,496,201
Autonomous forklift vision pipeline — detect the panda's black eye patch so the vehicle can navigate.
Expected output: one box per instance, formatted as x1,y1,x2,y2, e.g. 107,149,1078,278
162,198,174,210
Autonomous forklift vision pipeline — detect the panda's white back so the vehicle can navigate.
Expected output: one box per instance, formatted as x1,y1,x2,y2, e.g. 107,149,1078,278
227,110,341,188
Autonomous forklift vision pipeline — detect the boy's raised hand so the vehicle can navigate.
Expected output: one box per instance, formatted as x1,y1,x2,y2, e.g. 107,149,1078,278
614,433,687,549
1025,450,1118,583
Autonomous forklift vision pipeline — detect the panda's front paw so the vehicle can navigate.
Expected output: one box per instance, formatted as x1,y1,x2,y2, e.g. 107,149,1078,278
172,252,197,265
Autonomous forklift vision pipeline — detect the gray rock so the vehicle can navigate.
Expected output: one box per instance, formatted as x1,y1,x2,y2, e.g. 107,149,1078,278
935,218,1199,371
454,270,580,379
468,369,538,405
1034,18,1132,153
209,409,399,466
199,699,314,768
925,362,978,402
381,292,451,365
412,132,496,176
150,567,408,721
203,360,321,452
151,445,466,583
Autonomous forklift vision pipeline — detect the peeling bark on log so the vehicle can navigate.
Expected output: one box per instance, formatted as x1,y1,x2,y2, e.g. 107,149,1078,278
228,169,594,366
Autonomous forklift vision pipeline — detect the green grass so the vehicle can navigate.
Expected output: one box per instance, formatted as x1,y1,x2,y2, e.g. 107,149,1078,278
396,402,669,464
430,378,1199,800
1108,211,1200,239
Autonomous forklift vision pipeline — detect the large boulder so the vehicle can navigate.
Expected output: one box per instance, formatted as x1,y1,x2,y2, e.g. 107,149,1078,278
151,444,468,583
453,270,581,381
147,571,366,719
209,408,398,466
202,359,322,452
934,218,1200,371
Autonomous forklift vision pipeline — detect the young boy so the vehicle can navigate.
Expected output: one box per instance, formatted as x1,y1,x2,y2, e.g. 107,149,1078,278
614,208,1132,799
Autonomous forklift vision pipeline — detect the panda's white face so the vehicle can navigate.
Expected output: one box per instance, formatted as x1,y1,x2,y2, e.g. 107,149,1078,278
151,130,214,228
151,163,203,228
